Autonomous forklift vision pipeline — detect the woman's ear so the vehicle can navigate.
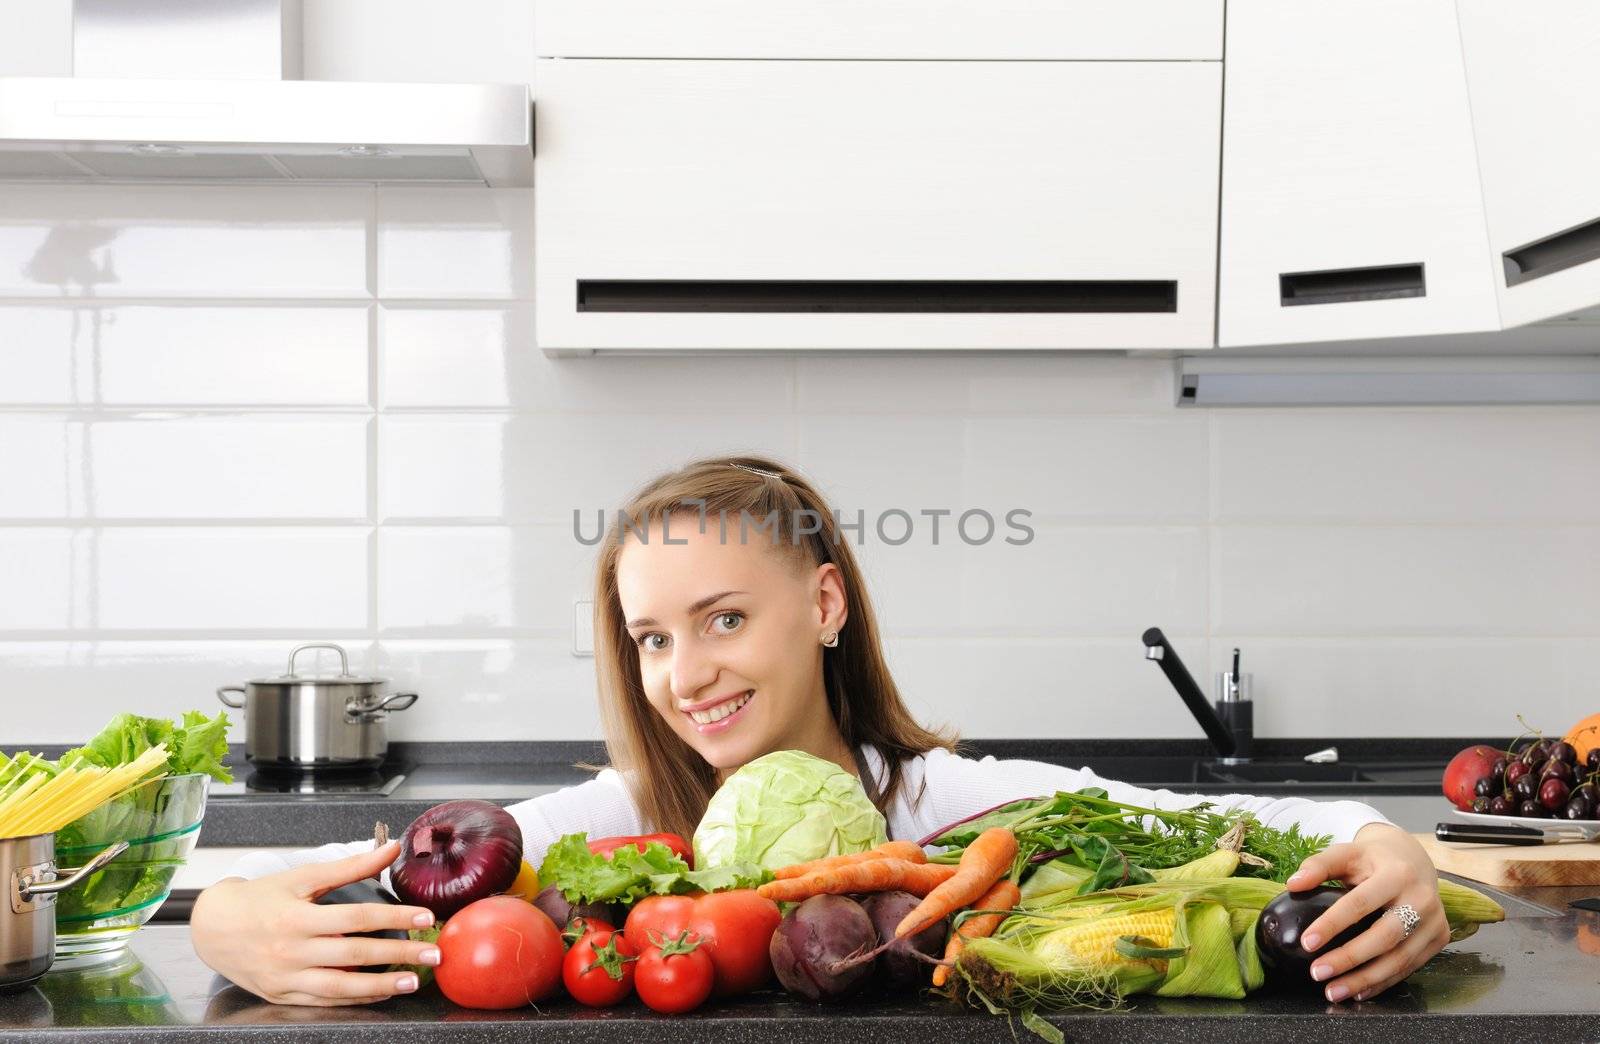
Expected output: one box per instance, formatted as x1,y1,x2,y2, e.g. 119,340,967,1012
815,561,848,635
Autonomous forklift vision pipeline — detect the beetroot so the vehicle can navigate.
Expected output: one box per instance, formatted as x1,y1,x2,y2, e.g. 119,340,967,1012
769,895,876,1002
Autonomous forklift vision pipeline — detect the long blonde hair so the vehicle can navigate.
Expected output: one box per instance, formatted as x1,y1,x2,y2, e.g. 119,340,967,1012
591,454,956,841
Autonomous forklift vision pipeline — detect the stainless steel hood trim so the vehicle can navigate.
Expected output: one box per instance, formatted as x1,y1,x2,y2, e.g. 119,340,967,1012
0,78,534,186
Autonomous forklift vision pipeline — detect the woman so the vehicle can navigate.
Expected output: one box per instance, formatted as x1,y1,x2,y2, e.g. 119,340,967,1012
192,455,1448,1008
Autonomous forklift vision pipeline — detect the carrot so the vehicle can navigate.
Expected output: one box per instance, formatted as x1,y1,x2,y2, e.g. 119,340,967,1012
930,878,1021,987
771,840,927,880
756,859,957,902
895,827,1017,939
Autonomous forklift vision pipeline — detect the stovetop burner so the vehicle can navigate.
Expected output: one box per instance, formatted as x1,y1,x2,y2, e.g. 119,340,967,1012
212,762,409,797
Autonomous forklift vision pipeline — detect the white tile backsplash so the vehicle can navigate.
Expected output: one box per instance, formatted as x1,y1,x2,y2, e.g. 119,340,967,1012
0,186,371,299
0,305,370,406
1,178,1597,742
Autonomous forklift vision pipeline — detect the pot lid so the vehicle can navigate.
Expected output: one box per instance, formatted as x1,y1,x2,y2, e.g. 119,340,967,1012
248,643,386,686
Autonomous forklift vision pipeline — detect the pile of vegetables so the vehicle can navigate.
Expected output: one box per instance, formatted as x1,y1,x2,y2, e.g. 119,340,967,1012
361,751,1507,1036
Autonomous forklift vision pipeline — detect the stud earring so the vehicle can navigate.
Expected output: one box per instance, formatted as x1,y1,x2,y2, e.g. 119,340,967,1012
822,631,839,648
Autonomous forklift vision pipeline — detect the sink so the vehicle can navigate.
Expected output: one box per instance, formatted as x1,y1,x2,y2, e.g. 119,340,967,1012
1203,761,1370,785
1062,755,1444,793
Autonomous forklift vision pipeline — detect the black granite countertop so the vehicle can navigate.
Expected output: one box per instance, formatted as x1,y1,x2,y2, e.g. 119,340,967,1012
174,739,1479,847
3,880,1598,1042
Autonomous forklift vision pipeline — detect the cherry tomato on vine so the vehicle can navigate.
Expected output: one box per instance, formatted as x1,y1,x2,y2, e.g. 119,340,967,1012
634,930,714,1015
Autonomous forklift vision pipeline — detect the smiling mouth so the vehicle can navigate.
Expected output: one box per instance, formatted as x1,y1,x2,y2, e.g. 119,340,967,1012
686,690,753,727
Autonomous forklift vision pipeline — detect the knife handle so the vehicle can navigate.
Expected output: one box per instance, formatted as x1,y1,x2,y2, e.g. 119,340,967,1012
1435,822,1545,846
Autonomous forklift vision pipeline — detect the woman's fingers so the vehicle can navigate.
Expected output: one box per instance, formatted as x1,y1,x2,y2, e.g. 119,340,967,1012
1299,872,1396,952
287,841,403,901
303,900,434,936
1306,903,1406,982
285,967,422,1002
1322,921,1446,1003
302,936,441,972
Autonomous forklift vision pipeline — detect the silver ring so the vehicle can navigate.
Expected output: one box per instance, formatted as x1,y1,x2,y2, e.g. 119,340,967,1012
1389,903,1420,939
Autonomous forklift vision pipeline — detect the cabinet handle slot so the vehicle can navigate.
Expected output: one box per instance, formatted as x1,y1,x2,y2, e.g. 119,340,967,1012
1503,215,1600,287
1278,264,1425,307
576,279,1177,314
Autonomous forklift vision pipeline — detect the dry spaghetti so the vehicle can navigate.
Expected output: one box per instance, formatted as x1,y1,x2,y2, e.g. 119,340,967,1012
0,745,169,838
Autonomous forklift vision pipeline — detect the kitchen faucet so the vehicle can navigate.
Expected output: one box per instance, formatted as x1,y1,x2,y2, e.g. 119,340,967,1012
1141,627,1253,764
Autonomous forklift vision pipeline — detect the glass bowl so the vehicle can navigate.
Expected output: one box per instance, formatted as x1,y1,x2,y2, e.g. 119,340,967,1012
51,772,210,967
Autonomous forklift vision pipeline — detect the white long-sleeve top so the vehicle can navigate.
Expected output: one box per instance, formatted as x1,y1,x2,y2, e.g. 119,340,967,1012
227,746,1393,884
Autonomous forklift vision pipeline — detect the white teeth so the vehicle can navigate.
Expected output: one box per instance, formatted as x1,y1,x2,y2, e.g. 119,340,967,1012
689,691,752,726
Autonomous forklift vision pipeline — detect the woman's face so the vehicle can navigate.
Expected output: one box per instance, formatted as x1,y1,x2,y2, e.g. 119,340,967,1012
616,513,848,772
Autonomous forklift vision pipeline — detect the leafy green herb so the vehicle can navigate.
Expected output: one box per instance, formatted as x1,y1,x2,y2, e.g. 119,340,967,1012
61,710,233,783
537,832,770,905
929,790,1329,886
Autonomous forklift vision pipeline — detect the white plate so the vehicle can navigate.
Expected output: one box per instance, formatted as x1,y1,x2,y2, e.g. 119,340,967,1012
1452,809,1600,838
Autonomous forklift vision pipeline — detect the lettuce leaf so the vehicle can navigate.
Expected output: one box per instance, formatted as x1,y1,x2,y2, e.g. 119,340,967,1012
538,833,770,906
60,711,231,783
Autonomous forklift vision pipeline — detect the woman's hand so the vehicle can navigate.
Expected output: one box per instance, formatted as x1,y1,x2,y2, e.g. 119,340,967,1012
1281,821,1448,1004
191,840,440,1006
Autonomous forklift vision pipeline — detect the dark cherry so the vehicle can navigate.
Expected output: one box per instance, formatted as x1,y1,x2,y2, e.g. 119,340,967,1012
1505,760,1531,787
1488,796,1515,816
1518,798,1546,818
1489,757,1508,787
1550,741,1578,765
1474,777,1495,799
1575,782,1598,805
1565,795,1595,820
1513,776,1538,801
1587,748,1600,773
1471,796,1492,814
1542,760,1576,784
1522,740,1551,765
1540,776,1572,812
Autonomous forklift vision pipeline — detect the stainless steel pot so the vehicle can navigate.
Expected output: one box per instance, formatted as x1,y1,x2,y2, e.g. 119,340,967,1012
1,837,128,991
217,643,418,771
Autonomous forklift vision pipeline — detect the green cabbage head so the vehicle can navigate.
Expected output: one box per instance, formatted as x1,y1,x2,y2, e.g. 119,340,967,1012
692,749,888,871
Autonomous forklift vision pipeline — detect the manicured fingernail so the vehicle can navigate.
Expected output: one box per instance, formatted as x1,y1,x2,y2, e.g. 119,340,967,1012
1326,984,1349,1003
1310,963,1331,982
396,974,419,993
413,912,434,927
1301,932,1322,951
419,948,440,966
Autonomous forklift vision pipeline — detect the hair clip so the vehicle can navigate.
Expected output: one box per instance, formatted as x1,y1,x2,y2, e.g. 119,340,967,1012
727,462,780,479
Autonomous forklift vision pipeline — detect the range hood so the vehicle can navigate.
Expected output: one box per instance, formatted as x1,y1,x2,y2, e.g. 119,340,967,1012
0,0,533,186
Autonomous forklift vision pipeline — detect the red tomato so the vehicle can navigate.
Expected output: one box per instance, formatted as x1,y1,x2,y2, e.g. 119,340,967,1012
436,896,563,1009
634,932,714,1014
562,928,637,1008
624,889,781,997
587,833,693,867
561,915,615,949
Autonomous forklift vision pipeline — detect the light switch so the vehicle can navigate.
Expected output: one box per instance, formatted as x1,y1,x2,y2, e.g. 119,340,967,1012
573,599,594,657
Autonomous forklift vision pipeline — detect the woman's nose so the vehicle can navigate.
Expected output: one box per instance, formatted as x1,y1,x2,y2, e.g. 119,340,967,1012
669,641,719,703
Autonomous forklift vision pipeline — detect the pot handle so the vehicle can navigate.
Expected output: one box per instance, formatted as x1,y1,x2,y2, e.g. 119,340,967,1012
217,685,247,709
351,692,419,719
22,840,129,900
288,642,351,678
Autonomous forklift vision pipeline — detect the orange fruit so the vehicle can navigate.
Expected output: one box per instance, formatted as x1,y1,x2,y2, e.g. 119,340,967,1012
1564,713,1600,760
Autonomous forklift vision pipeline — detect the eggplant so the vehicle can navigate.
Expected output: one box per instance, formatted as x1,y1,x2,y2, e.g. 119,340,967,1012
315,878,408,973
859,890,948,991
531,884,622,931
769,895,877,1003
1255,885,1383,991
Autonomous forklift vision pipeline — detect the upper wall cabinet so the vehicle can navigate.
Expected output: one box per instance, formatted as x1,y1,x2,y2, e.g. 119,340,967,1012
533,3,1222,352
1458,1,1600,328
1217,0,1500,348
535,0,1221,60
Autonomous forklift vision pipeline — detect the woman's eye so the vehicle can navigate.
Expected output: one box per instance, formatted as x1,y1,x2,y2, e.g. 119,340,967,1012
635,633,667,651
713,611,744,633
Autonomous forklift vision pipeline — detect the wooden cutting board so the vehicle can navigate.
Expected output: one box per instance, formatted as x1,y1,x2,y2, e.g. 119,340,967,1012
1415,832,1600,887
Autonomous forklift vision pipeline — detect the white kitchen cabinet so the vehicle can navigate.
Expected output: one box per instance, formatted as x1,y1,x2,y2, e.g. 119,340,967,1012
534,59,1221,353
535,0,1222,61
1217,0,1499,348
1457,1,1600,328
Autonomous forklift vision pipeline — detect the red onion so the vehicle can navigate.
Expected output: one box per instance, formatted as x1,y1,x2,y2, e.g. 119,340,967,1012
391,799,523,920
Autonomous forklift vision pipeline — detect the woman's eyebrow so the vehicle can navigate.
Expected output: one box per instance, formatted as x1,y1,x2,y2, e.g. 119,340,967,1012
625,590,747,629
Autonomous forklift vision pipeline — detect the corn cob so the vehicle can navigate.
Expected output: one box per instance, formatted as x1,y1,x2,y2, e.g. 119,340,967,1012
1032,908,1177,968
